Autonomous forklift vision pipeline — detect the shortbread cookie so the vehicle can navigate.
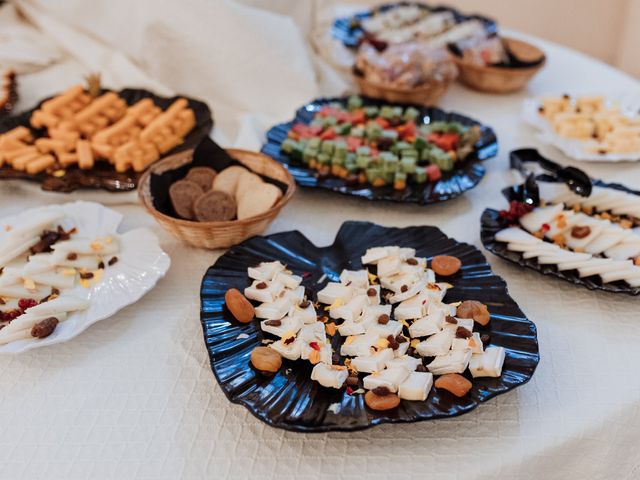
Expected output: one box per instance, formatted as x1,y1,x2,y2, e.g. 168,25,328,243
237,182,282,220
185,166,217,192
235,170,264,201
193,190,236,222
169,179,204,220
212,165,248,196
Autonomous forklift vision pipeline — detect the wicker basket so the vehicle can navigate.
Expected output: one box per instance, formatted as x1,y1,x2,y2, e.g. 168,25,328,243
353,70,453,106
452,37,545,94
138,148,295,249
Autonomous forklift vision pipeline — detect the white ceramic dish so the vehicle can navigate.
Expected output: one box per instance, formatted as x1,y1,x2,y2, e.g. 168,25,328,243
0,201,170,353
522,92,640,162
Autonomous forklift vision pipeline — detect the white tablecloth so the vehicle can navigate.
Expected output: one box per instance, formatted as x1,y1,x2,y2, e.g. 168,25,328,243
1,1,640,479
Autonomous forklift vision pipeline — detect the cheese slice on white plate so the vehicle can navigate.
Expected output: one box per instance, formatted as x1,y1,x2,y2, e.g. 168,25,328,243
0,283,52,300
0,210,64,250
51,237,119,255
557,257,612,271
537,252,592,264
0,236,40,268
47,250,104,270
583,227,632,254
600,266,640,283
519,203,564,233
565,221,606,250
0,312,69,343
27,271,76,290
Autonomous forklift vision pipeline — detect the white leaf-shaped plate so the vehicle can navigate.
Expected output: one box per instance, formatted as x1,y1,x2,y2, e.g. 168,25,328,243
0,201,171,354
522,92,640,162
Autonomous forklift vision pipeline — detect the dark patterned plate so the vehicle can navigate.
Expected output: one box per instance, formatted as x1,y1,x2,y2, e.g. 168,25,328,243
200,221,539,432
332,2,497,49
261,96,498,205
481,178,640,296
0,88,213,193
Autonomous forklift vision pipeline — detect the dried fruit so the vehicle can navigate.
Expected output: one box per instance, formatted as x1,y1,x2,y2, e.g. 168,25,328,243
457,300,490,326
445,315,457,324
256,282,267,290
298,299,310,309
406,258,418,265
431,255,462,276
377,314,390,325
108,256,118,266
434,373,472,397
366,288,377,297
31,316,59,339
66,252,78,261
224,288,255,323
346,375,359,386
455,326,472,339
250,346,282,373
365,389,401,411
571,225,591,239
18,298,37,311
400,284,408,293
264,319,281,327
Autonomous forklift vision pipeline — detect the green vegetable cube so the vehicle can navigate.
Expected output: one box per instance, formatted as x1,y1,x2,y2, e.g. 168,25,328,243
364,106,379,118
414,168,427,183
347,95,363,110
320,140,335,156
400,157,416,173
281,138,298,154
317,153,330,165
403,107,420,122
379,106,395,119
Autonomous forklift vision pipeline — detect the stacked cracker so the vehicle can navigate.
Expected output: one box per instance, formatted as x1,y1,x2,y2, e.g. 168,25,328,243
0,84,196,175
539,95,640,155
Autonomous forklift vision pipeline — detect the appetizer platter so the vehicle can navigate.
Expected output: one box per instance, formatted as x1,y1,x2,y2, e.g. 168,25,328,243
0,81,213,192
262,95,497,204
481,149,640,295
523,93,640,161
200,221,539,432
332,2,496,49
0,201,170,353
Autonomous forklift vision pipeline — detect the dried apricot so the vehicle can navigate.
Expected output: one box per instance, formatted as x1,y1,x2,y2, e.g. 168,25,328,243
431,255,462,276
434,373,472,397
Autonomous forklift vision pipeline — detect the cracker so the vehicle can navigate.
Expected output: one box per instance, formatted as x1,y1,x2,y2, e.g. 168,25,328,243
237,182,282,220
211,165,248,196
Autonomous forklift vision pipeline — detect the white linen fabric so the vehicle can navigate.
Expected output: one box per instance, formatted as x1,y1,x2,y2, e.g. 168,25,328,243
1,1,640,479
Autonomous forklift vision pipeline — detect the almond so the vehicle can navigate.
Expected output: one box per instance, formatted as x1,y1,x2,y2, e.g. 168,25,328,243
250,346,282,373
225,288,254,323
434,373,472,397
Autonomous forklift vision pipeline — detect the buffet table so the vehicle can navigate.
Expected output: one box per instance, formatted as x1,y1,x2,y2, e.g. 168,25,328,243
1,1,640,478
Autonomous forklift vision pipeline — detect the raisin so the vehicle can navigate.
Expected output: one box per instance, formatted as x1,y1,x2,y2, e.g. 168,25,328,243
66,252,78,261
372,386,391,396
108,256,118,266
445,315,457,324
79,272,94,280
366,288,377,297
456,326,472,339
416,364,427,372
400,285,408,293
256,282,267,290
407,258,418,265
571,226,591,239
31,317,58,338
346,375,359,387
377,314,390,325
264,320,282,327
298,299,310,309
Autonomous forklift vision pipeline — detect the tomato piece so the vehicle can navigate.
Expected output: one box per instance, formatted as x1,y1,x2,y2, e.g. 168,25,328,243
346,136,362,151
426,164,442,182
320,127,337,140
397,121,417,139
349,109,366,124
308,124,323,136
427,132,460,152
375,117,390,129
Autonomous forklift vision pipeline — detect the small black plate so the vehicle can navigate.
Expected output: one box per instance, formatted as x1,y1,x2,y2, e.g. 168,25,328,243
480,178,640,296
200,221,539,432
261,96,498,205
332,2,497,49
0,88,213,193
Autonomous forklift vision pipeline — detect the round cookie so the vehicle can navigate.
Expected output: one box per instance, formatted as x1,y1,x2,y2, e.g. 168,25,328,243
235,170,264,201
193,190,237,222
169,180,204,220
185,166,217,192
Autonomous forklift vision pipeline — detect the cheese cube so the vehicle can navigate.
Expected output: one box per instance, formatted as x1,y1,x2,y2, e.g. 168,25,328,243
248,261,285,281
409,311,444,338
311,363,348,389
275,272,302,290
254,297,292,320
351,348,394,373
426,350,472,375
469,346,506,378
399,371,434,401
363,367,410,393
385,355,422,372
340,331,378,357
260,316,302,337
317,282,353,305
415,329,453,357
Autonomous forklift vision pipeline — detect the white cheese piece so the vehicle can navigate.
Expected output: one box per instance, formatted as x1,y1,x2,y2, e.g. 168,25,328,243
340,331,378,357
426,350,472,375
537,252,591,264
605,241,640,260
285,285,305,303
0,284,52,300
361,247,391,265
544,210,581,238
244,279,282,303
521,244,564,259
409,311,444,338
337,319,367,336
311,363,348,389
519,204,564,233
565,221,606,250
583,227,631,254
398,372,434,401
495,227,541,245
247,261,285,281
451,332,483,354
330,294,367,322
26,271,76,290
47,250,103,270
443,317,474,332
388,277,428,303
368,319,403,338
339,269,369,289
394,292,427,320
275,272,302,290
0,236,40,268
398,248,417,260
415,329,454,357
316,282,353,305
288,302,317,324
269,336,302,360
600,266,640,283
361,304,392,323
351,348,394,373
385,355,422,372
469,346,506,377
363,367,410,393
51,238,119,255
393,340,410,357
362,284,380,305
260,316,302,337
0,312,68,344
254,297,292,320
578,260,633,278
301,341,332,364
377,255,402,277
556,257,611,271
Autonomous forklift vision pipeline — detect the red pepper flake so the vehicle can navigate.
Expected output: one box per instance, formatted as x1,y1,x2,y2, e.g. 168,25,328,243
284,336,296,345
541,223,550,233
18,298,38,311
302,271,312,278
309,341,321,351
346,386,354,395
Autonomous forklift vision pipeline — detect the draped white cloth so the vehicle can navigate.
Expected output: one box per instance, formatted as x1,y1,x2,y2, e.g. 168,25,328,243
1,1,640,479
